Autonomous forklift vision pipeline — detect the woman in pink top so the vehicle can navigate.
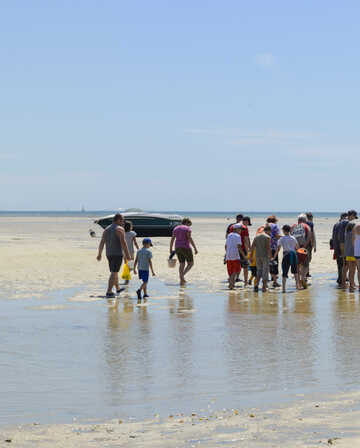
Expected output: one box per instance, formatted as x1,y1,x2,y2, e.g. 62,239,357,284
170,218,198,286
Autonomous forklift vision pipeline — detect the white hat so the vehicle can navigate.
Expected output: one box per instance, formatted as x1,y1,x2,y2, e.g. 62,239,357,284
233,223,242,229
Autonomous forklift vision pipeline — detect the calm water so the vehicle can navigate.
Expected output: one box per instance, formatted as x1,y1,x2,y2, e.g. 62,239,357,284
1,276,360,425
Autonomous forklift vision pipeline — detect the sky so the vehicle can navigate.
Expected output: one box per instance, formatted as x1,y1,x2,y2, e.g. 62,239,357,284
1,1,359,211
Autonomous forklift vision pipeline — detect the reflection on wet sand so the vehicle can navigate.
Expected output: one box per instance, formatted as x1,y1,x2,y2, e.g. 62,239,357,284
168,292,194,315
4,275,360,425
167,294,194,390
104,293,151,408
226,287,317,394
333,288,360,388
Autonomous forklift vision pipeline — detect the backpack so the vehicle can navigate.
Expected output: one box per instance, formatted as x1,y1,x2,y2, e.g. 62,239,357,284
291,224,307,247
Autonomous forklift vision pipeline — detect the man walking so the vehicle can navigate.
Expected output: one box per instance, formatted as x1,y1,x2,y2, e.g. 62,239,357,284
239,216,251,286
337,209,358,287
266,215,281,287
251,224,272,292
97,213,132,298
306,212,316,277
332,213,348,285
352,221,360,289
291,214,312,288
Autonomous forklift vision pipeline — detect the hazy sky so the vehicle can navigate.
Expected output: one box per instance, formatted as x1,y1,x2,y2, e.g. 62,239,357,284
1,1,359,211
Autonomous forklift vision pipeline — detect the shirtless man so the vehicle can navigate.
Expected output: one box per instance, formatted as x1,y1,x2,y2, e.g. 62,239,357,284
97,213,132,298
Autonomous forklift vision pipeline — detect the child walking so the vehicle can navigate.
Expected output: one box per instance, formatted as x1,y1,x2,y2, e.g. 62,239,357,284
248,250,257,286
134,238,155,302
272,225,300,292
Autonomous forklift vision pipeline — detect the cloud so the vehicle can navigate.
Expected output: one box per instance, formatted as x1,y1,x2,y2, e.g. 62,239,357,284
254,52,274,68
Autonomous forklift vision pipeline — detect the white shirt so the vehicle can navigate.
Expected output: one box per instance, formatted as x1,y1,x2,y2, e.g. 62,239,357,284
125,230,137,256
278,235,297,253
226,232,242,260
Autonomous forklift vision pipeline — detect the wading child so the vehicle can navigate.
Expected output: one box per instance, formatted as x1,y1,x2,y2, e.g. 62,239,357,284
225,224,246,290
272,225,300,292
134,238,155,302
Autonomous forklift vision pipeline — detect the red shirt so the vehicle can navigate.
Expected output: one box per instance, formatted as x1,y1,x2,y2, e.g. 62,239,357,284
240,225,249,251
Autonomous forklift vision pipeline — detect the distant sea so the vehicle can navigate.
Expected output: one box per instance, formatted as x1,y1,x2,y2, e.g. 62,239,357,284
0,210,340,218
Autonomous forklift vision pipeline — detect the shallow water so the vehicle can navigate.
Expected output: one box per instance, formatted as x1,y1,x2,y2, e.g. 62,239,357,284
1,276,360,426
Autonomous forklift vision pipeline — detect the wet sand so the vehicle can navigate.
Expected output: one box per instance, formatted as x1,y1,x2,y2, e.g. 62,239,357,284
2,390,360,447
1,213,360,445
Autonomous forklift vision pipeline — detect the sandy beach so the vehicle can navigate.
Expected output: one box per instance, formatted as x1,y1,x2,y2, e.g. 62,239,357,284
1,213,360,446
0,213,338,299
2,390,360,447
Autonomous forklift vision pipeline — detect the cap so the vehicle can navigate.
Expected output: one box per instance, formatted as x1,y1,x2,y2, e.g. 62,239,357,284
242,216,252,226
340,212,348,219
233,223,242,229
143,238,153,246
348,209,358,219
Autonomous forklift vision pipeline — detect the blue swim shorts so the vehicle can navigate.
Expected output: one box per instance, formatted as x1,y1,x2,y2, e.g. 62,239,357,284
139,270,149,283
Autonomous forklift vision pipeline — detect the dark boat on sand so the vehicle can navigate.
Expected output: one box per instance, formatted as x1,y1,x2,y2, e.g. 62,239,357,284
94,211,183,237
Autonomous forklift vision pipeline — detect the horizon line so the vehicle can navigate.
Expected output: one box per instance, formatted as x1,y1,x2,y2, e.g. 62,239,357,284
0,209,345,214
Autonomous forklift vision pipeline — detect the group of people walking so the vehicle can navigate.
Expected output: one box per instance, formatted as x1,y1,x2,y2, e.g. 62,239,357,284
225,213,315,292
96,210,360,298
97,214,155,301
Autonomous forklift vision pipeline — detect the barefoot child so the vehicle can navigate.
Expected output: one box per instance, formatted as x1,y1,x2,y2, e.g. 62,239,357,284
272,225,300,292
225,224,246,290
134,238,155,302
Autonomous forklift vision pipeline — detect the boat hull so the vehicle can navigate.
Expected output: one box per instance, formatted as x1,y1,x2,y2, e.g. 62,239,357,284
94,214,182,237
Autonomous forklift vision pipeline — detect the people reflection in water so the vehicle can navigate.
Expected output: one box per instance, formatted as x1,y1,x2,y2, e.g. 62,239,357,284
333,289,360,385
104,295,151,407
168,293,194,315
226,288,316,392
